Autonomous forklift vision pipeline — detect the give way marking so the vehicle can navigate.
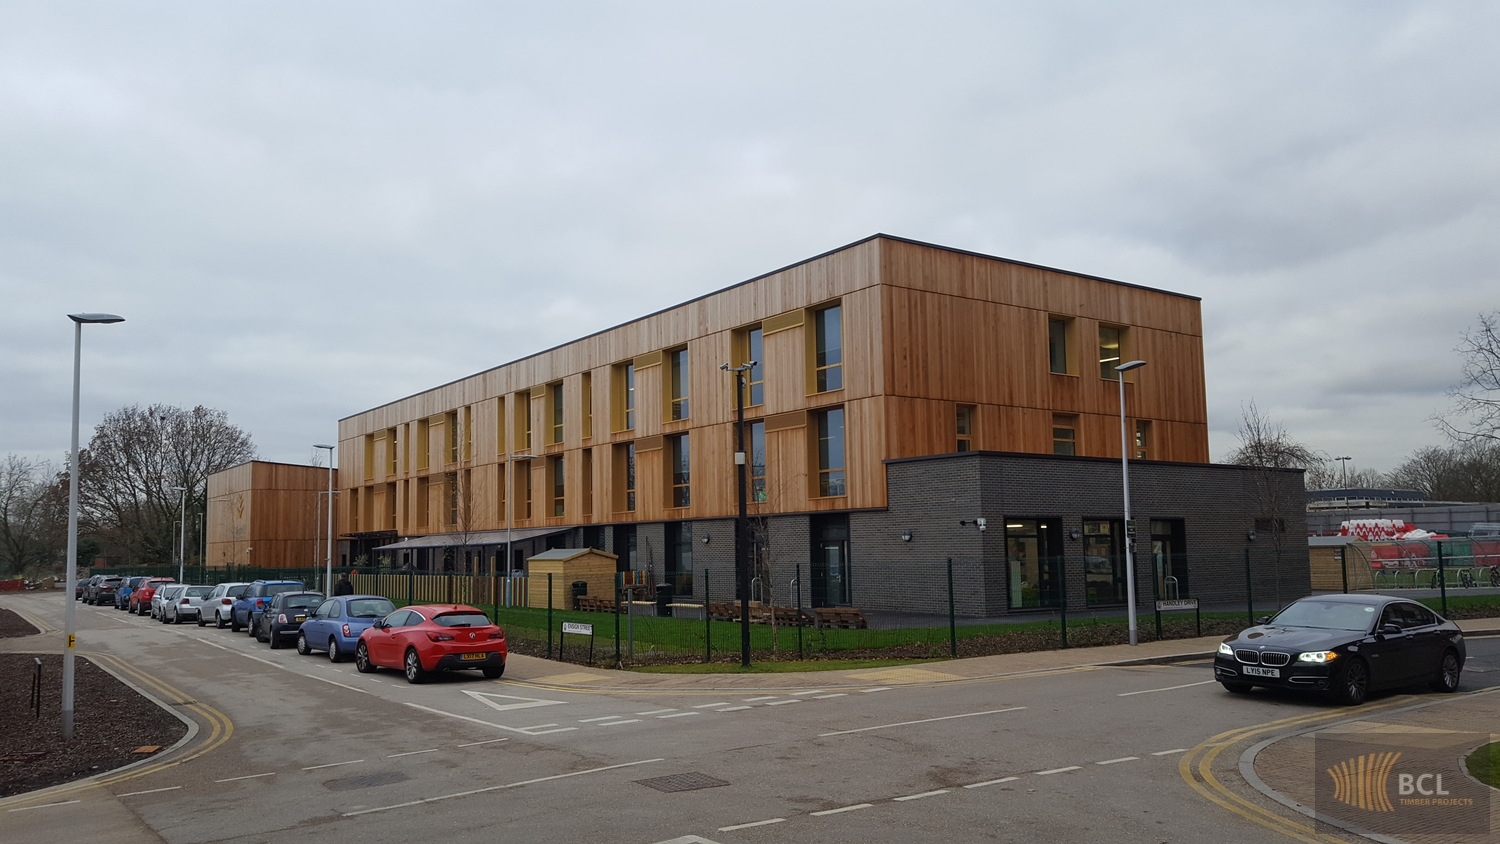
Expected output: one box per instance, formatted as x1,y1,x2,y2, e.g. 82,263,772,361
461,690,569,712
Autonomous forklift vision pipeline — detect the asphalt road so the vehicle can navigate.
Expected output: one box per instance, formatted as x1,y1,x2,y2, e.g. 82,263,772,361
4,593,1495,844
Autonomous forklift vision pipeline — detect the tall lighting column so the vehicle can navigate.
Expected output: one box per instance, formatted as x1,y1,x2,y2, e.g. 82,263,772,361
1115,359,1147,646
63,312,124,740
314,444,335,593
1333,455,1351,536
170,485,187,583
721,361,756,669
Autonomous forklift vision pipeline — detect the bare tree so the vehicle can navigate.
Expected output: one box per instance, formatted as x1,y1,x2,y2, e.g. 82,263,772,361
1439,311,1500,443
1388,441,1500,502
1303,460,1388,490
79,404,255,565
0,455,67,577
1225,401,1318,607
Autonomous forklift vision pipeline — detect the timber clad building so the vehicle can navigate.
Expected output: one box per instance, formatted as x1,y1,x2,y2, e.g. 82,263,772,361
335,234,1305,617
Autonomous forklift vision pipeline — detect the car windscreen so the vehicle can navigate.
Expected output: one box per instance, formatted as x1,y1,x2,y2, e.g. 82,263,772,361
1269,600,1376,632
264,582,304,595
348,598,396,619
432,612,492,628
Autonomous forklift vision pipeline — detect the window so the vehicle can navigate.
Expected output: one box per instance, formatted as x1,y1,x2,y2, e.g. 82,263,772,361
816,408,846,497
581,448,593,517
1004,519,1063,609
513,393,532,452
1052,414,1077,456
1099,324,1125,380
749,420,766,503
445,472,459,526
549,455,564,517
665,522,694,597
416,477,430,528
386,427,398,475
1083,518,1126,606
956,405,975,452
416,420,430,470
1049,317,1073,375
614,363,635,431
493,397,505,457
519,459,533,519
814,304,843,392
614,442,636,512
385,482,397,530
363,434,375,481
1134,420,1152,460
669,434,691,508
741,326,765,406
581,372,593,439
667,347,689,421
549,382,564,444
446,411,459,463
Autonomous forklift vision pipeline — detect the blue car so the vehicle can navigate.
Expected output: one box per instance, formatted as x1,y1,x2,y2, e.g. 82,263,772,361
295,595,397,662
230,579,305,634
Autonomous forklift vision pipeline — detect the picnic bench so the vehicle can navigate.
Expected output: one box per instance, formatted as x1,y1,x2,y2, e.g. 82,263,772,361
575,595,617,612
814,607,868,629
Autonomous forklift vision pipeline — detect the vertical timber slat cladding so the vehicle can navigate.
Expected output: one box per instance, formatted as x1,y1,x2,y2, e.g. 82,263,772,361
334,235,1207,542
206,461,331,570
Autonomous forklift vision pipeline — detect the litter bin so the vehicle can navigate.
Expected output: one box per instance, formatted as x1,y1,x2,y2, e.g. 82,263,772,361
571,581,588,610
655,584,673,617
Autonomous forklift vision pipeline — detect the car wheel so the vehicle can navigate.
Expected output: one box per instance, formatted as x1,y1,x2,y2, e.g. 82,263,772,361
230,616,242,632
268,630,282,649
1430,650,1462,693
216,611,227,629
403,649,428,684
482,663,505,680
355,642,376,673
197,615,206,627
328,638,342,663
1220,681,1253,694
1335,658,1370,706
173,612,183,624
296,632,311,655
256,623,268,643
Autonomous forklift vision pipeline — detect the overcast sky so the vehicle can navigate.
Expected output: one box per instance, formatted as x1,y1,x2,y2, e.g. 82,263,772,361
3,2,1496,478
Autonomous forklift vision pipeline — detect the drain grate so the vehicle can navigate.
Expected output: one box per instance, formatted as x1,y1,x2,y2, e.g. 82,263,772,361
636,772,729,793
324,771,411,791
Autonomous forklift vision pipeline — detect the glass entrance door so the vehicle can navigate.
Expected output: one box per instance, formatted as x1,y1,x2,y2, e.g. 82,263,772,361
810,514,851,607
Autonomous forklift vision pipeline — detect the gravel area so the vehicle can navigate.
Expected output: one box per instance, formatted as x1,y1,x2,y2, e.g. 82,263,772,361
0,605,188,798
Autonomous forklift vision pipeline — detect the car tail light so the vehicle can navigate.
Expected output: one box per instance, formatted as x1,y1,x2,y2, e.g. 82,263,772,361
180,598,190,605
427,632,455,642
277,613,288,623
341,624,352,637
488,631,505,640
221,598,233,605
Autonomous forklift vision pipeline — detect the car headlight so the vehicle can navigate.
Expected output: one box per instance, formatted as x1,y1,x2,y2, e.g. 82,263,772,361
1297,651,1338,664
1218,642,1233,656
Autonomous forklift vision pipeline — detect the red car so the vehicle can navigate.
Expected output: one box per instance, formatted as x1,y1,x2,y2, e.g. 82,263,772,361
355,604,507,684
129,578,176,615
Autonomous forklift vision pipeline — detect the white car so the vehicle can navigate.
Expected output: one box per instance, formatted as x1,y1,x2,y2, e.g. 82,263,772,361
151,584,185,620
201,582,252,628
163,585,213,624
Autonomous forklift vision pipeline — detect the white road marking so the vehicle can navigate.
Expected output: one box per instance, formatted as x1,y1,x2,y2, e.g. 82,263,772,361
1097,756,1139,765
692,702,733,708
743,696,778,702
387,749,438,758
405,701,578,735
861,687,892,693
456,738,509,748
819,707,1026,737
790,690,824,696
894,789,949,801
715,706,751,712
765,699,801,706
1152,748,1188,756
7,800,79,812
719,818,786,831
812,693,847,699
303,760,364,771
963,776,1018,789
1034,766,1081,776
462,690,568,712
1117,680,1216,697
597,719,641,726
342,758,664,817
637,709,677,715
305,674,370,694
579,715,627,722
811,803,873,816
117,786,182,797
657,712,700,719
215,772,276,782
654,837,723,844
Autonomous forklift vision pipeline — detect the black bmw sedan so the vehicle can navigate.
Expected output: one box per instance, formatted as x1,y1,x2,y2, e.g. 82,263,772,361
1213,593,1464,705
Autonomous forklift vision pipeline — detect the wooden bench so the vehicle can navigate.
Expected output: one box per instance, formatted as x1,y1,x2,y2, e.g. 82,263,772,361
575,595,616,612
707,601,741,622
814,607,868,629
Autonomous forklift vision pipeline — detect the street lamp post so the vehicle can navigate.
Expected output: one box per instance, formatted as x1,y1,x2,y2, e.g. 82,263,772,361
170,486,188,583
1115,359,1147,646
721,361,756,669
62,312,124,740
506,454,538,607
314,444,335,592
1333,455,1352,536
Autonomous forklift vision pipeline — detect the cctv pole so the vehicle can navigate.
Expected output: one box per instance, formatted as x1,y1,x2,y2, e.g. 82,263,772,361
731,363,753,668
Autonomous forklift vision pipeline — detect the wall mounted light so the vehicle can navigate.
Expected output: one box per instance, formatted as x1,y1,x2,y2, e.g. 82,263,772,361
702,534,711,544
1246,530,1257,543
900,530,913,542
1069,528,1081,541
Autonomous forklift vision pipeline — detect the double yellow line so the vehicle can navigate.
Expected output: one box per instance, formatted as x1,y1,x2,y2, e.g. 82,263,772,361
3,652,234,807
1178,696,1415,843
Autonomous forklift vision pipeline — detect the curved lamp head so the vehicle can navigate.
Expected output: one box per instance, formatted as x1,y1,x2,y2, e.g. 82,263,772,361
69,313,125,325
1115,359,1147,374
314,443,335,450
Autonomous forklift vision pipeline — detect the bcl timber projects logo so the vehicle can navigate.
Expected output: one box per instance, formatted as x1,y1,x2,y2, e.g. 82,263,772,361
1316,728,1490,835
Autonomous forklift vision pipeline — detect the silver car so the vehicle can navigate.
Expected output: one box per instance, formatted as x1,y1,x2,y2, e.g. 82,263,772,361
151,584,184,620
163,584,213,624
201,582,252,628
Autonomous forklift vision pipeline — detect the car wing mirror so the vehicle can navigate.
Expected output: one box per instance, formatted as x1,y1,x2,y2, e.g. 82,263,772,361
1255,616,1272,625
1379,623,1403,636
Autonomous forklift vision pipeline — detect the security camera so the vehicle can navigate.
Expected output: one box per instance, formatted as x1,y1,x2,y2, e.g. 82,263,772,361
976,518,986,531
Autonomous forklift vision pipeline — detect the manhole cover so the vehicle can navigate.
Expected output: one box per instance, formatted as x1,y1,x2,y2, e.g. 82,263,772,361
324,771,411,791
636,772,729,793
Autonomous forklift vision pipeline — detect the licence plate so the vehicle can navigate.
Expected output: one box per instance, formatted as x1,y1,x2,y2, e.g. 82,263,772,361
294,615,306,622
461,652,488,661
1244,666,1279,678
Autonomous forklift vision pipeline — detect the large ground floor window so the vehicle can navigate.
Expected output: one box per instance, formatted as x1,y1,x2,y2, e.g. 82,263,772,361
1083,518,1126,605
1004,518,1063,609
